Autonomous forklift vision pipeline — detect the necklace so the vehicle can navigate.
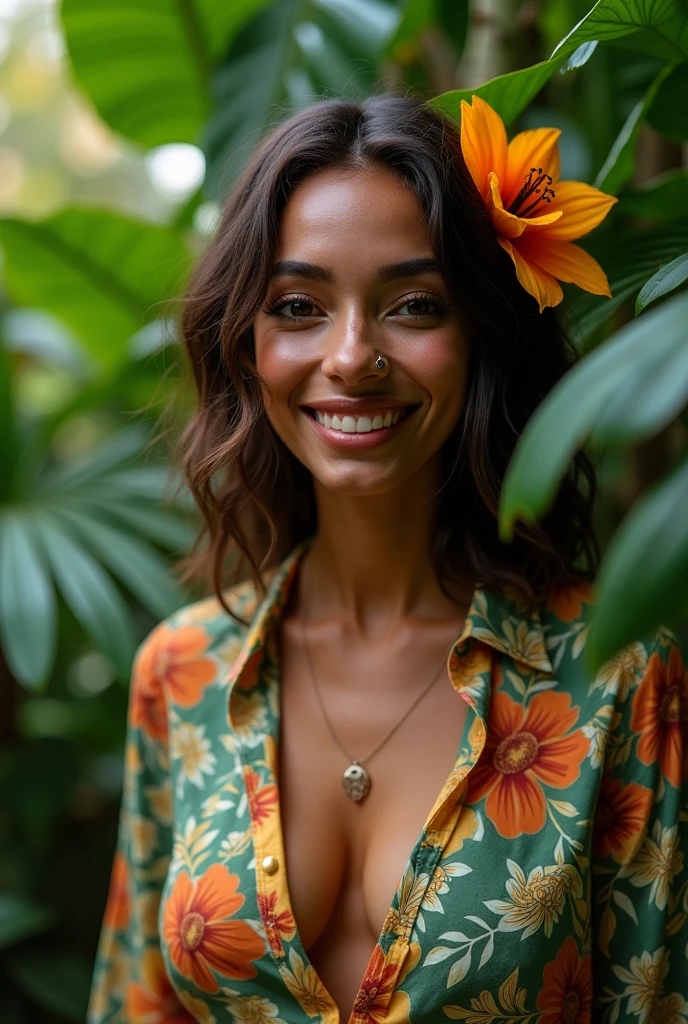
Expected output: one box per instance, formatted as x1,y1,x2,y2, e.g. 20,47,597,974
298,610,451,803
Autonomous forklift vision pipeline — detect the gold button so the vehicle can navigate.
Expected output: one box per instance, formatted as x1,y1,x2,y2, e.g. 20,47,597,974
262,855,279,875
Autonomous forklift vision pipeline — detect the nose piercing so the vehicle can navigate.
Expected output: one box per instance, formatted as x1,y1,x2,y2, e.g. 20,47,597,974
375,353,386,370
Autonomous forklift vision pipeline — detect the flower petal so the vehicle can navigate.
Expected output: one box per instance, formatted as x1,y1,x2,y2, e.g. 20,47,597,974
460,95,508,205
524,691,580,743
518,235,612,298
487,172,562,239
486,772,547,838
195,863,244,923
504,127,562,210
498,236,563,312
536,180,618,240
534,731,589,788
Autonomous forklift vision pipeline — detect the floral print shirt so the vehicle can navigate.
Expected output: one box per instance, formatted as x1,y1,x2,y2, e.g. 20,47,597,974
88,540,688,1024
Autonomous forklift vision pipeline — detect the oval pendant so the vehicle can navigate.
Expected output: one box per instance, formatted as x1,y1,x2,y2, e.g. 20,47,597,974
342,761,370,802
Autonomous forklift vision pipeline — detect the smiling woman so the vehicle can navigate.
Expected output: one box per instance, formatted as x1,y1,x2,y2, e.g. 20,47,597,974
88,96,688,1024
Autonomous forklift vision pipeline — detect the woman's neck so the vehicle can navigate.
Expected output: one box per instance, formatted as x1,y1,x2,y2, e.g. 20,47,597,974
302,460,471,635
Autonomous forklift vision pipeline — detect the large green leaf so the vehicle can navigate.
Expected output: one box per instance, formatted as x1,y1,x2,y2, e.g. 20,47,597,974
204,0,400,196
0,210,192,369
587,456,688,669
0,340,17,502
564,216,688,344
429,58,565,128
500,291,688,538
646,60,688,140
635,252,688,313
0,515,56,689
551,0,686,62
33,515,136,677
617,169,688,222
52,507,185,619
593,63,673,194
60,0,271,147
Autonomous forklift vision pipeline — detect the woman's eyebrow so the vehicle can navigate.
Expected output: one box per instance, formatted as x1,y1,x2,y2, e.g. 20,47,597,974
269,257,442,284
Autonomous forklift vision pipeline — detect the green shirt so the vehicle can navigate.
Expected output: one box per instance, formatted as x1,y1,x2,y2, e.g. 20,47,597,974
88,540,688,1024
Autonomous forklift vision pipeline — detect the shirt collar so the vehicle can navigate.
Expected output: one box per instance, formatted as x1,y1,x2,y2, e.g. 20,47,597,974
227,538,553,690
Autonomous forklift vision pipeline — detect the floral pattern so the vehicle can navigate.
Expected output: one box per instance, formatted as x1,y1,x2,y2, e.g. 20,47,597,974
88,541,688,1024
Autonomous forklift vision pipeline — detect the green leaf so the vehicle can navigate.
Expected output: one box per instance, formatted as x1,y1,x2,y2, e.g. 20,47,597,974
586,455,688,670
37,425,149,495
53,507,185,619
593,63,673,194
0,210,192,368
7,949,91,1022
617,170,688,222
551,0,682,61
0,339,17,502
387,0,469,59
500,291,688,538
0,894,55,950
0,514,56,688
564,216,688,344
33,515,136,677
429,58,565,128
204,0,400,196
60,0,271,148
646,60,688,140
635,252,688,313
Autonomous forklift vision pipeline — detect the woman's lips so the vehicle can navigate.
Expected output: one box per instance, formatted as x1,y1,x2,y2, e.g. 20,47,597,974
302,404,418,450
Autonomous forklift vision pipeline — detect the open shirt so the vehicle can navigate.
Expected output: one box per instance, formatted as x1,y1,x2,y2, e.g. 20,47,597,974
88,539,688,1024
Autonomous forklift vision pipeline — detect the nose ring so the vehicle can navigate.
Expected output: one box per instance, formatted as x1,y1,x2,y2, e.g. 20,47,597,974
375,353,386,371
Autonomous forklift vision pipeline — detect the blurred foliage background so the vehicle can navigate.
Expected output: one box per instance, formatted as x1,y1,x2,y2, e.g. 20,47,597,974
0,0,686,1019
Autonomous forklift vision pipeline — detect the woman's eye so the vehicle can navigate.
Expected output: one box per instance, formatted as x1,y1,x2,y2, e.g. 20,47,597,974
265,296,320,319
395,296,445,317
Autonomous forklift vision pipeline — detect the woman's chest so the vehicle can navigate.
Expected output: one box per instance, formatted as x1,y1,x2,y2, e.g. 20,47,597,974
156,646,607,1023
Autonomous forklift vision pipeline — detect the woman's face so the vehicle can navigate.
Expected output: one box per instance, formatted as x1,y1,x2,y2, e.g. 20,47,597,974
253,165,471,497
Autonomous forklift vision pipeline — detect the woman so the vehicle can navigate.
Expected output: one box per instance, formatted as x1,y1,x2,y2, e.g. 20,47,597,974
88,95,687,1023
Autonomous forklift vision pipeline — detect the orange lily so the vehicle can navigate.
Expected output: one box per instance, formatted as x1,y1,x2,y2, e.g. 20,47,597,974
460,94,618,312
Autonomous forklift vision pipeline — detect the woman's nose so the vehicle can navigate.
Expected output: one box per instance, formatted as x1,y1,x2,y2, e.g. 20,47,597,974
319,308,384,386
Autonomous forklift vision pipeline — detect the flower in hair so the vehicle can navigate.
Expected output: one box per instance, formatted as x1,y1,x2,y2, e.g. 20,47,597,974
459,94,618,313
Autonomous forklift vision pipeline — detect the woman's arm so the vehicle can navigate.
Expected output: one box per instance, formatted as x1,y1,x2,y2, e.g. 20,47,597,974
591,630,688,1022
87,625,195,1024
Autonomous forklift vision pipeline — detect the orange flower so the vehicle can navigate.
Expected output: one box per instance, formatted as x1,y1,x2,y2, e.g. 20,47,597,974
460,94,617,312
537,936,592,1024
244,768,279,825
630,646,688,789
256,889,296,956
126,947,194,1024
132,624,216,741
352,945,401,1023
466,690,589,838
103,850,130,932
162,864,265,992
548,581,595,623
593,774,653,864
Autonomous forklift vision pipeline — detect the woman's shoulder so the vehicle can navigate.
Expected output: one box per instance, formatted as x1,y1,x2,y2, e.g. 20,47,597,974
131,569,281,681
540,578,682,694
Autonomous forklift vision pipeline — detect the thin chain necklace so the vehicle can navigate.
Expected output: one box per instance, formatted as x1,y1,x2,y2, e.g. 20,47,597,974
298,607,451,803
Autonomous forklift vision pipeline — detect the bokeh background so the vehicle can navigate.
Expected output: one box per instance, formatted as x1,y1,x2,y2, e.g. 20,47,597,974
0,0,686,1019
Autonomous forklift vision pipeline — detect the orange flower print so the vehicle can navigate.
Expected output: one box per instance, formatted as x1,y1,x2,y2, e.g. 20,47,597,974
593,774,653,864
257,889,296,956
352,945,401,1023
466,690,589,838
548,581,594,623
244,768,279,825
103,850,130,931
537,936,592,1024
126,947,195,1024
162,864,265,992
630,646,688,788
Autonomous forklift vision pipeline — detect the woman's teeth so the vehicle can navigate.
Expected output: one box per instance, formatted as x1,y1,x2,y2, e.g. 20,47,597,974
314,410,403,433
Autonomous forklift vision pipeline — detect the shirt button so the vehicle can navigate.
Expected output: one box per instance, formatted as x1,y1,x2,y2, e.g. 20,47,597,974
262,855,279,875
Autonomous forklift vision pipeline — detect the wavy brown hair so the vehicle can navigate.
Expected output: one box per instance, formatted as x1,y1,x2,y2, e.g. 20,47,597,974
175,94,600,621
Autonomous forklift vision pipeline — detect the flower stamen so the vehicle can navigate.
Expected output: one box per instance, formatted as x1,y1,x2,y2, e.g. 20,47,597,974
508,166,556,218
